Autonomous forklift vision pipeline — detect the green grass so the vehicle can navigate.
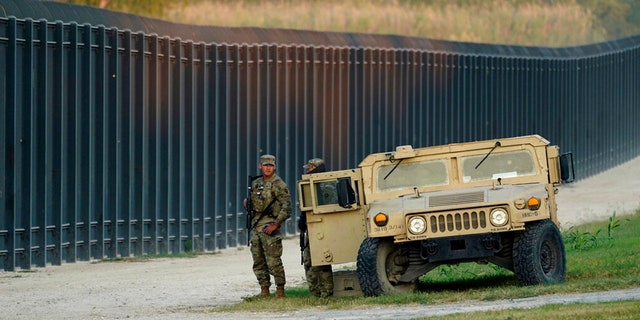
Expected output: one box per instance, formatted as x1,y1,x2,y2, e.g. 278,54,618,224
213,210,640,315
416,300,640,320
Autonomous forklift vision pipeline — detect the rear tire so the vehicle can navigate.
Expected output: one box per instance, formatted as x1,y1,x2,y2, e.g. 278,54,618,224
356,237,417,296
513,219,566,285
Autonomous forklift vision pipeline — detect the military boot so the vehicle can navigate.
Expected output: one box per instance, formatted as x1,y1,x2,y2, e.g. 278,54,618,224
260,286,270,297
276,285,285,298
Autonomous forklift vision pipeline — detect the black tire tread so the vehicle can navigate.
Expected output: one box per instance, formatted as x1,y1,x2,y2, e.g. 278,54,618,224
513,219,566,285
356,237,383,296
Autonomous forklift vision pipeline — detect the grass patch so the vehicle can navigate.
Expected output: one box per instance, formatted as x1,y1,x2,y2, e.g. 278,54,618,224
213,210,640,314
415,300,640,320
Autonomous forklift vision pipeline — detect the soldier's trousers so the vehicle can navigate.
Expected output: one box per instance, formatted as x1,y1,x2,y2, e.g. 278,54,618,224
303,234,333,297
250,228,286,287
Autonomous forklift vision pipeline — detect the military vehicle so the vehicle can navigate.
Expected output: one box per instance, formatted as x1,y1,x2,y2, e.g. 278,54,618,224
298,135,575,296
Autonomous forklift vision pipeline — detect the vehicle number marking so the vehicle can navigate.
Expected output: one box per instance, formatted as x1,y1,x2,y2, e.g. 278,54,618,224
374,224,403,232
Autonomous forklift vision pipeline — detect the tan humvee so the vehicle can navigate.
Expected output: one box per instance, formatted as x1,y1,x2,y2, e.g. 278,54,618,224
298,135,575,296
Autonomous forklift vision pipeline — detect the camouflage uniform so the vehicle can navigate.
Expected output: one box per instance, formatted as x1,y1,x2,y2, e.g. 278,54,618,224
301,217,334,298
300,158,334,298
249,161,292,289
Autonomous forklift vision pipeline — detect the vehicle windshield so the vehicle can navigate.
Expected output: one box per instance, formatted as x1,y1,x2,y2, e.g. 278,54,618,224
377,159,449,192
375,149,538,191
461,149,536,183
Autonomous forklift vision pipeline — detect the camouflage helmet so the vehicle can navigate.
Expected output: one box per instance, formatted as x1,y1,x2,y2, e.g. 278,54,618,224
303,158,324,170
260,154,276,165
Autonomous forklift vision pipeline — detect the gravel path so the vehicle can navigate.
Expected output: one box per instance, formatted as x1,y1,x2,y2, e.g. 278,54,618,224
1,156,639,320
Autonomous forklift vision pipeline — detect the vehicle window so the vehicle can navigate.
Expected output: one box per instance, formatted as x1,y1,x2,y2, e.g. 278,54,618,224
315,181,338,205
461,149,536,183
377,159,449,192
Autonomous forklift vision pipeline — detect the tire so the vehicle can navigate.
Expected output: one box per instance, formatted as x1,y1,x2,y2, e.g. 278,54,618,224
356,237,417,296
513,219,566,285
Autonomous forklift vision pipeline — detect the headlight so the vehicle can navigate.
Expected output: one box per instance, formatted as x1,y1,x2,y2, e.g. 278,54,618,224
490,208,509,226
408,216,426,234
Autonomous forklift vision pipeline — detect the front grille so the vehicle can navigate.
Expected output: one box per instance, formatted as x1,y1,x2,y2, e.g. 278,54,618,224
427,210,488,234
429,191,484,207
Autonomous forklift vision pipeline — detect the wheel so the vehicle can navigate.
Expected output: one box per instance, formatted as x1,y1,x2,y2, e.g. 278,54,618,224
356,237,417,296
513,219,566,285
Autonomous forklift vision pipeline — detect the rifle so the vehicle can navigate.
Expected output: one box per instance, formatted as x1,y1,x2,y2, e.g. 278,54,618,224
299,211,307,265
250,198,276,232
246,175,262,246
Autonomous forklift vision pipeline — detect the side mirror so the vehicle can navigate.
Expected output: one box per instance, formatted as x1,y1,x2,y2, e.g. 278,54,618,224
560,152,575,183
337,178,356,208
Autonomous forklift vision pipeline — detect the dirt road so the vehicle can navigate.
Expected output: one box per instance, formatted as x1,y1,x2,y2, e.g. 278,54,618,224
1,156,640,320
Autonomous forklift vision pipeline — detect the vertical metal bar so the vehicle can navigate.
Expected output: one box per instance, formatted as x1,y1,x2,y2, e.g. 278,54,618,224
32,19,48,268
417,51,427,147
348,47,360,164
0,25,7,265
168,38,178,252
41,20,62,265
74,23,92,262
192,41,204,251
157,36,170,254
24,17,40,267
180,40,194,252
127,32,144,257
71,21,84,260
92,25,107,261
17,18,34,270
148,35,158,254
408,50,417,146
142,34,156,255
459,54,468,141
430,51,438,144
321,46,330,158
382,49,391,148
303,46,313,160
338,47,349,167
223,44,236,249
168,36,180,254
176,38,191,252
186,40,198,252
0,19,6,267
443,53,451,144
201,41,213,251
373,48,381,150
2,17,18,271
400,49,409,145
206,43,217,249
60,22,76,263
116,30,131,258
86,24,102,261
213,44,225,249
46,20,64,267
166,38,181,253
103,27,118,259
240,43,253,246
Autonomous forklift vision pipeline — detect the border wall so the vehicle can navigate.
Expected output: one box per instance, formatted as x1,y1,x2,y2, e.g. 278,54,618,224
1,1,639,271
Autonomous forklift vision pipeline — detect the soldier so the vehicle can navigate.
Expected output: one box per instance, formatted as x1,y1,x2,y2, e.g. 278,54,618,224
299,158,334,298
245,154,292,298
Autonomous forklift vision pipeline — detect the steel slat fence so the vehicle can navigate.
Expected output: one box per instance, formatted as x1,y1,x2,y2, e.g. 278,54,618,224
1,16,639,271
